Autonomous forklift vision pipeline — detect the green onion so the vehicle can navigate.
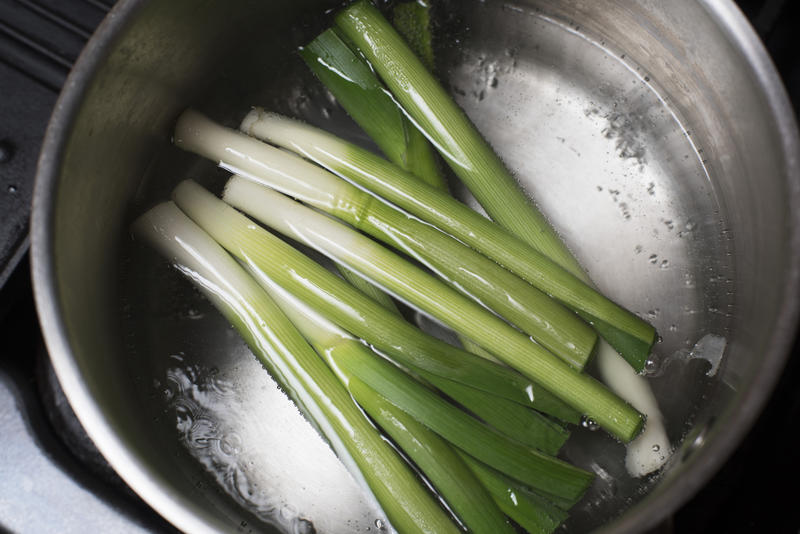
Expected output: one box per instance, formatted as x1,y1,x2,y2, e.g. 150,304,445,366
219,176,642,442
236,111,655,372
131,201,459,534
433,378,572,455
391,1,436,72
170,179,541,409
231,169,594,369
330,1,672,471
334,0,577,270
300,29,446,191
327,327,595,506
460,454,570,534
299,24,593,377
174,109,597,370
335,262,575,450
255,275,514,533
337,264,401,314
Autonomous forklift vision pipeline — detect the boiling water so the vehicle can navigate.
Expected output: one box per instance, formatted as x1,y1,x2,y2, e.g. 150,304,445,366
122,1,734,532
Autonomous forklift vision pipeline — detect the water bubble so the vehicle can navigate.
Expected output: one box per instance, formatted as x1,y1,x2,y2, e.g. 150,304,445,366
183,307,204,320
659,259,670,269
643,357,662,376
7,184,17,194
634,244,643,254
652,444,660,452
669,324,678,332
294,518,316,534
648,254,658,264
219,432,243,456
580,416,599,431
375,518,386,530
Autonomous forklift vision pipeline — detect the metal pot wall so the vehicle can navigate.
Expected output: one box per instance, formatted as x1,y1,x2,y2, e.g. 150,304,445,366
31,0,800,532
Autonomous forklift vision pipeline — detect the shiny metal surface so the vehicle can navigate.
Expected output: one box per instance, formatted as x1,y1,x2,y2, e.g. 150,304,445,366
31,0,799,533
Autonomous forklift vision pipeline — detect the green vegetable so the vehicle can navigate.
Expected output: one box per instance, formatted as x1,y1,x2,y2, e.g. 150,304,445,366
131,201,459,534
300,28,446,190
334,0,569,265
460,454,570,533
219,176,642,442
255,274,514,533
392,1,436,72
174,109,597,370
170,179,542,409
237,111,655,373
333,0,656,371
328,328,594,506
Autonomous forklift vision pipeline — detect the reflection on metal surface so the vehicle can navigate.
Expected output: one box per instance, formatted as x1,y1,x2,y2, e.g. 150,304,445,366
0,376,154,534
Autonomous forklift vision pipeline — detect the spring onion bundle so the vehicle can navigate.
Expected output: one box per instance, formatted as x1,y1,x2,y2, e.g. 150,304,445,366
174,110,597,370
217,176,642,441
131,2,680,530
251,271,515,533
171,180,548,407
132,202,458,534
323,0,671,473
238,111,657,372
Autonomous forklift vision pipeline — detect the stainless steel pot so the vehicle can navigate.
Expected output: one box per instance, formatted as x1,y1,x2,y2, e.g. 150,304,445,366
31,0,800,532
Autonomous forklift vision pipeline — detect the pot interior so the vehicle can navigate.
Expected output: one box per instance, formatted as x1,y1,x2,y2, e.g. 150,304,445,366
35,0,798,532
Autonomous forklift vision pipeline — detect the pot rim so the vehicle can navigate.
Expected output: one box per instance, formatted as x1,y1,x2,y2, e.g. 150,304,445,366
30,1,229,532
30,0,800,533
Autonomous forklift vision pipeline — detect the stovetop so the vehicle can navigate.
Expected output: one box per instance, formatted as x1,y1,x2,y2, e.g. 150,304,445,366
1,1,798,532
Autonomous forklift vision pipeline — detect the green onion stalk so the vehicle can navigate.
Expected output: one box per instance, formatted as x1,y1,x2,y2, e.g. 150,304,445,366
175,109,597,371
460,454,570,534
333,0,671,473
131,201,459,534
236,110,654,372
301,24,505,366
212,177,642,442
252,271,516,533
169,179,548,410
248,275,594,507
